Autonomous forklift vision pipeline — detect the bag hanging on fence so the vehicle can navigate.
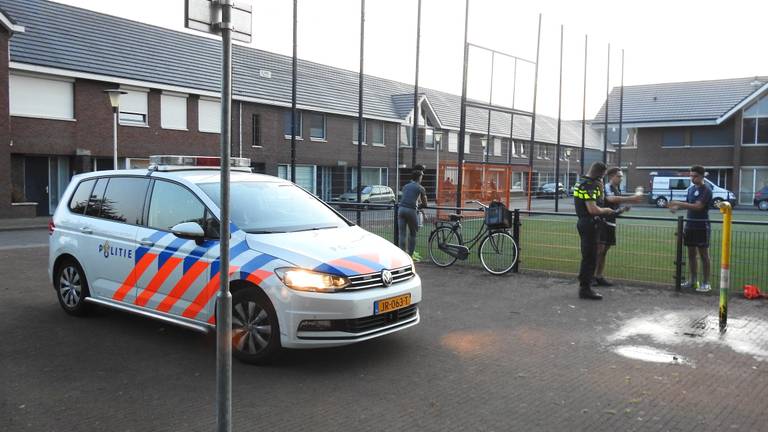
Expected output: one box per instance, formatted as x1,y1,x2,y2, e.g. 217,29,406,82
417,210,424,228
484,201,512,229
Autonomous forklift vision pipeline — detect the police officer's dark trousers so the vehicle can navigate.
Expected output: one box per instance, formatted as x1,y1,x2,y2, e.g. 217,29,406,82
577,217,599,289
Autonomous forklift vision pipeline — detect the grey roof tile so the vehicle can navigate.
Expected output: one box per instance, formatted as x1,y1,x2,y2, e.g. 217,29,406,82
2,0,602,149
593,76,768,125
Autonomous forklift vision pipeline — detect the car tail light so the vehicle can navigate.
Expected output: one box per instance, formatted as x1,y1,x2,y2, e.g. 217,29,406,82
48,219,55,235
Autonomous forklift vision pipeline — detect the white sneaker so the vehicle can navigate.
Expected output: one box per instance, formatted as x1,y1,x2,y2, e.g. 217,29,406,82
681,280,699,290
696,283,712,293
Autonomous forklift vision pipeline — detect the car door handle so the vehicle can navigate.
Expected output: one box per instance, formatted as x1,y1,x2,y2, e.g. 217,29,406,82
139,239,155,247
79,227,93,234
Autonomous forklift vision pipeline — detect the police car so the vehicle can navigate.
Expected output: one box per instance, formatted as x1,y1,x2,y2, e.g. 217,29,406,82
49,155,421,364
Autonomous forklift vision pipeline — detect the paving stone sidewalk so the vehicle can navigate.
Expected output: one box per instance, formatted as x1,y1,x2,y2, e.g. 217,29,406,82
1,247,767,432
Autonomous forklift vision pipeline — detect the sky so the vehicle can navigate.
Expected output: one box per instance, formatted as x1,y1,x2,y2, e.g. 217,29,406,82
53,0,768,121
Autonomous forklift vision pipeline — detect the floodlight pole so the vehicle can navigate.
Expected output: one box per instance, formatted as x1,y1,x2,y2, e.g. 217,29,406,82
485,52,495,164
356,0,365,225
618,48,625,177
603,43,610,164
290,0,297,183
215,1,233,431
554,25,563,212
456,0,469,209
526,14,541,211
411,0,421,169
580,34,587,175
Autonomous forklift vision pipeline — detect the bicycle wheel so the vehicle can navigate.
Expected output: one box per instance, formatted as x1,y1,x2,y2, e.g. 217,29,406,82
479,231,518,275
428,226,462,267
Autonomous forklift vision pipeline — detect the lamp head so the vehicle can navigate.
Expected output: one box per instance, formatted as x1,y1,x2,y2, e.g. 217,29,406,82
104,89,127,109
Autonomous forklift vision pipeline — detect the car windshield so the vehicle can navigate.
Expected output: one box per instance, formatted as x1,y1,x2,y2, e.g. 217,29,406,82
348,186,372,194
198,181,349,233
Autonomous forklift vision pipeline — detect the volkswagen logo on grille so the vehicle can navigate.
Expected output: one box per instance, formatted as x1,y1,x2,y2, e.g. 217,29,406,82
381,269,393,287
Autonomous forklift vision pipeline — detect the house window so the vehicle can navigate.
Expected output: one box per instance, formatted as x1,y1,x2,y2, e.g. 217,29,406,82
510,172,524,192
252,114,261,147
399,125,411,147
119,89,149,126
536,144,544,159
742,95,768,145
198,98,221,133
353,119,367,144
493,138,502,156
9,73,74,120
278,164,316,194
662,129,685,147
283,110,303,138
464,134,471,154
448,132,458,153
372,122,385,146
424,128,434,149
160,93,187,130
309,113,326,140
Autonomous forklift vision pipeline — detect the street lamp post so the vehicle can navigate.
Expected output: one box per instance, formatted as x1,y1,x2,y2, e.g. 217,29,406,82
104,89,127,170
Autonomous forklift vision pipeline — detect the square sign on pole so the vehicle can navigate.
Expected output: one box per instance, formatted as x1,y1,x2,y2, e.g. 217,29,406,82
185,0,253,43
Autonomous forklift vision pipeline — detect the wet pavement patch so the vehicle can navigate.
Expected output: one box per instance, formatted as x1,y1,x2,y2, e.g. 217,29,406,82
606,311,768,365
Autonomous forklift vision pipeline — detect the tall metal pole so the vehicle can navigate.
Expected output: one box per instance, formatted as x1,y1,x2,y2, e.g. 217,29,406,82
580,34,587,175
456,0,469,209
554,25,564,212
411,0,421,169
618,48,625,174
508,58,517,165
216,2,233,431
112,108,118,169
603,43,610,164
526,14,541,211
290,0,297,182
356,0,365,224
485,53,495,164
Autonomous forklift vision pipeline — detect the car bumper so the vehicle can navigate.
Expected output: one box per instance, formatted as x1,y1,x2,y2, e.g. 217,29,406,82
278,273,422,349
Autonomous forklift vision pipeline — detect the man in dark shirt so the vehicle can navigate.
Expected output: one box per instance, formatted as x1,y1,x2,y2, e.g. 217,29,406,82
573,162,618,300
594,168,645,286
669,165,713,292
398,170,428,262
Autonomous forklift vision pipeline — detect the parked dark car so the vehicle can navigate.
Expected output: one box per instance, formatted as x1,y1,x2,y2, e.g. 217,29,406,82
755,186,768,211
537,182,565,198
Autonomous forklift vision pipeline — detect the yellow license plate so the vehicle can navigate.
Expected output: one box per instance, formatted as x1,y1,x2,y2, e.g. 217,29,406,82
374,294,411,315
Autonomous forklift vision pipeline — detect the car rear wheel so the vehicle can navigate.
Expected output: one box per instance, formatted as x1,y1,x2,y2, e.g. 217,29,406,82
655,197,668,208
55,258,91,316
759,200,768,211
231,289,281,364
712,197,724,208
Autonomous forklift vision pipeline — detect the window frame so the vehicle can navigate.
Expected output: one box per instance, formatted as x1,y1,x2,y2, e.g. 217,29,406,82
283,110,303,139
118,88,149,127
72,176,151,226
252,113,262,148
448,132,458,153
160,92,188,131
353,119,368,145
9,72,75,121
371,121,385,146
198,98,222,134
308,112,326,141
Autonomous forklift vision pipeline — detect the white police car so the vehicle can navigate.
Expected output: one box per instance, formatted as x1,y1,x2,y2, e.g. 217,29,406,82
49,155,421,363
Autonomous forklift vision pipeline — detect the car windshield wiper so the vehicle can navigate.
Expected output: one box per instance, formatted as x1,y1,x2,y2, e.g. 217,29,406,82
289,226,337,233
246,229,286,234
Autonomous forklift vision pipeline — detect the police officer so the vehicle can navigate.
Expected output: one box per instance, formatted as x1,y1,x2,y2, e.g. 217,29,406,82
573,162,619,300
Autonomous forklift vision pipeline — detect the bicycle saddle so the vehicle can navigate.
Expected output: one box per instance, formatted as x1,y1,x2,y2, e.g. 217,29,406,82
449,213,464,222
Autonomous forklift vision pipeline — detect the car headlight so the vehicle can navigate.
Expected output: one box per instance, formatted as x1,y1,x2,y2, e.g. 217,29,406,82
274,268,350,292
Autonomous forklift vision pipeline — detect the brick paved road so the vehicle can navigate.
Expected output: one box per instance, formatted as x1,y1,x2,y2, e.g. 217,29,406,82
1,244,767,432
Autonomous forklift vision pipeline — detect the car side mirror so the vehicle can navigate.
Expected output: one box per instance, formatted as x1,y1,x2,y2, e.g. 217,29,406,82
171,222,205,242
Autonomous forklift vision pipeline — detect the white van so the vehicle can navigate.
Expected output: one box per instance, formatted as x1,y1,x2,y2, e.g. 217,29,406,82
650,175,736,208
49,155,421,364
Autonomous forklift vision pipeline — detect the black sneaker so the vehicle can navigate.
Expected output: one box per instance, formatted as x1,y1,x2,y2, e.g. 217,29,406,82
579,287,603,300
594,277,614,287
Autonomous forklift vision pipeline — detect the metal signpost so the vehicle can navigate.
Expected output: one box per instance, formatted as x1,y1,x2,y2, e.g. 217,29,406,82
185,1,252,432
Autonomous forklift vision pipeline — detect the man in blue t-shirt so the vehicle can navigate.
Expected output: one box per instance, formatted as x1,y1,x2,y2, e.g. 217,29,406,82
669,165,713,292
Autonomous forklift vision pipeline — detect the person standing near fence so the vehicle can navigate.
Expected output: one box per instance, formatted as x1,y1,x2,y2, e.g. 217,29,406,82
668,165,713,292
594,168,645,286
399,170,428,262
573,162,618,300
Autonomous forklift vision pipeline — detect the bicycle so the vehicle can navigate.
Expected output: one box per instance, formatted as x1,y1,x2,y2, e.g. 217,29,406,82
427,200,519,275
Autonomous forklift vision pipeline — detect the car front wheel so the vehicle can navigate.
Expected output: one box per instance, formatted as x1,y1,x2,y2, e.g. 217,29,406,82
55,258,91,316
655,197,668,208
231,289,281,364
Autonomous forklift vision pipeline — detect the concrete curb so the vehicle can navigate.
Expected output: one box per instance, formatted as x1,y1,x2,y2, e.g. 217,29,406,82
0,224,49,232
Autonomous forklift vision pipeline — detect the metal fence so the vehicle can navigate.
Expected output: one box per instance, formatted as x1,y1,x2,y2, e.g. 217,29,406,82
326,201,768,295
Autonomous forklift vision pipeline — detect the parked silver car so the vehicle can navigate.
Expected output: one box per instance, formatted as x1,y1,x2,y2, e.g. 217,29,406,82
336,185,396,207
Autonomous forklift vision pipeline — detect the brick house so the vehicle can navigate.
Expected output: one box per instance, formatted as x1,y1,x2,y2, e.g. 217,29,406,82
594,77,768,206
0,0,602,217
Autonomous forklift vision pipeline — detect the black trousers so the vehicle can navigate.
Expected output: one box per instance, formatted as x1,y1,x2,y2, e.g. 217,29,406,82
577,217,599,289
